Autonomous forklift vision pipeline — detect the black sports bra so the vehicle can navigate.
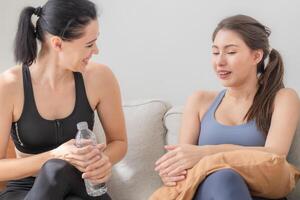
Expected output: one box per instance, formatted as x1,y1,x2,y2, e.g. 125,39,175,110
11,65,95,154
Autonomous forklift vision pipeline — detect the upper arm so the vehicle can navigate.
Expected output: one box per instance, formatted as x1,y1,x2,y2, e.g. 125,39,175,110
93,66,127,145
179,91,217,144
0,74,15,159
265,88,300,155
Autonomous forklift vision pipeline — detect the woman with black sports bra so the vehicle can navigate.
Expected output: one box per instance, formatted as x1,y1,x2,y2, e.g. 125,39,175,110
0,0,127,199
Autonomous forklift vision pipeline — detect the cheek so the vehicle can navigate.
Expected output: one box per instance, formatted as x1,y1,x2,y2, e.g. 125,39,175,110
211,56,217,70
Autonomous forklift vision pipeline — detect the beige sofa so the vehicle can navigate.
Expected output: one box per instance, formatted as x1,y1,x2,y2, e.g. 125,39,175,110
93,99,300,200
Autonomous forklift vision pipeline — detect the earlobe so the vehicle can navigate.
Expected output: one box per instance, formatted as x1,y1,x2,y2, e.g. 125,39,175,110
50,36,63,51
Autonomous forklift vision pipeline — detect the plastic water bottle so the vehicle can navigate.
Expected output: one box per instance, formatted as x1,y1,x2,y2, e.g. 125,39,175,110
75,121,107,196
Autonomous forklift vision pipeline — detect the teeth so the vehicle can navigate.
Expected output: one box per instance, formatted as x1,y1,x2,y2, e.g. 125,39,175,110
219,71,230,75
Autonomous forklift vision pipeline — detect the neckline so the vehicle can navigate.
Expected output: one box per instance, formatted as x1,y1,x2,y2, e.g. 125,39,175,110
25,66,78,122
213,90,253,128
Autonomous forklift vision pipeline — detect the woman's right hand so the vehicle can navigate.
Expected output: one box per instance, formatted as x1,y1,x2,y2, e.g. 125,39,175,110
50,139,106,172
159,170,187,187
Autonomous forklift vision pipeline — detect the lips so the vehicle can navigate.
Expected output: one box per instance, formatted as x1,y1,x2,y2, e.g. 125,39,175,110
82,57,91,64
217,70,232,79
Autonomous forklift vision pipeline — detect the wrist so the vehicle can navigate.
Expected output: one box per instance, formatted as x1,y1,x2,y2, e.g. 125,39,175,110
48,148,59,160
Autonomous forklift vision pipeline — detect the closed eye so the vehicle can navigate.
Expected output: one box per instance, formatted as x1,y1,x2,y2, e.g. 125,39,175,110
227,52,236,55
86,44,94,48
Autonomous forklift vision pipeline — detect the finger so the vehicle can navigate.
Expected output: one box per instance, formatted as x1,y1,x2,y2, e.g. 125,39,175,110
65,157,89,169
179,170,187,175
83,161,111,179
161,177,177,187
155,154,180,172
83,148,101,162
155,151,176,167
168,166,186,177
164,145,178,151
89,172,112,185
165,182,176,186
65,159,86,172
68,146,99,161
89,166,111,181
85,156,107,172
72,145,93,155
164,175,186,183
96,143,106,152
160,161,182,175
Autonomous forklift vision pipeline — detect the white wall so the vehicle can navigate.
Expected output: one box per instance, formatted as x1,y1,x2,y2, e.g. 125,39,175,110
1,0,299,105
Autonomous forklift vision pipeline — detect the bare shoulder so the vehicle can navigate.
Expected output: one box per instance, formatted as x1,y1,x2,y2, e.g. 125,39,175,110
0,65,22,95
274,88,300,109
83,62,115,83
81,63,119,106
187,90,218,106
186,90,219,118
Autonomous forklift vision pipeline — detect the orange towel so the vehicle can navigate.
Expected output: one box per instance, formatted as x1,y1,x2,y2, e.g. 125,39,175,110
150,149,300,200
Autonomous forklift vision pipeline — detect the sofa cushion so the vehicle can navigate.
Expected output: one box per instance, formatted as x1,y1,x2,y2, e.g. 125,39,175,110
164,106,183,145
93,100,171,200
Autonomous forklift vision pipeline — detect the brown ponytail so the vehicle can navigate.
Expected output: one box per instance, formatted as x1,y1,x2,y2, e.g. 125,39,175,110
245,49,284,134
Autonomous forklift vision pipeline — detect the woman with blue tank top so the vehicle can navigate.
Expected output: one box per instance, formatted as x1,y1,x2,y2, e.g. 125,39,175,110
155,15,300,200
0,0,127,199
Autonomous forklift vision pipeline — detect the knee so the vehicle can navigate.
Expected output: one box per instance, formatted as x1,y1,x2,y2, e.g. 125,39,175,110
194,169,250,200
40,159,75,179
211,168,244,184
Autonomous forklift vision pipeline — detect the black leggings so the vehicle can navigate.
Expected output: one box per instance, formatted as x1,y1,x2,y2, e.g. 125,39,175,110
0,159,111,200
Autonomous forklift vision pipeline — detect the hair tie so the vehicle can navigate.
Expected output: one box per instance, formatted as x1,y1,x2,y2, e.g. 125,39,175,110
34,6,42,17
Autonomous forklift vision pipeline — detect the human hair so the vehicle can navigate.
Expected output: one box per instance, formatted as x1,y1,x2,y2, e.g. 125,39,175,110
212,14,284,135
14,0,97,66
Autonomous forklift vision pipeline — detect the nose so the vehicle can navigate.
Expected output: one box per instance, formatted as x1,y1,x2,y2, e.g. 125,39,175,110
93,44,99,55
215,52,226,66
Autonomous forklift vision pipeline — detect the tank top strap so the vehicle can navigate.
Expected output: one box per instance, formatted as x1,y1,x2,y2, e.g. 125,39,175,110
202,89,226,120
73,72,94,113
22,65,36,110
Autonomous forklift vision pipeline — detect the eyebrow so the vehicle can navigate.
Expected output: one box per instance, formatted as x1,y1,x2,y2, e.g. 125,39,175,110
85,38,97,45
85,33,100,45
212,44,239,49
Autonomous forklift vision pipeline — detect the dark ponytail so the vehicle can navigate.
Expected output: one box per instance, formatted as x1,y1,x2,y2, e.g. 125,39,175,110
246,49,284,134
213,15,285,135
14,7,38,66
14,0,97,66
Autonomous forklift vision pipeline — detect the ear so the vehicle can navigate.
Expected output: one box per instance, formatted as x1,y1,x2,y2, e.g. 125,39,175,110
50,36,63,51
252,49,264,65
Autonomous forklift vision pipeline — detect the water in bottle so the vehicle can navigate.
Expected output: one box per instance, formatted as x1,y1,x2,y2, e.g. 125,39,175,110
75,121,107,196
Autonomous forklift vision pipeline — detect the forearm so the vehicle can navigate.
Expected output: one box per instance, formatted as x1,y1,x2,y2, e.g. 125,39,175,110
200,144,274,158
0,150,54,181
104,140,127,165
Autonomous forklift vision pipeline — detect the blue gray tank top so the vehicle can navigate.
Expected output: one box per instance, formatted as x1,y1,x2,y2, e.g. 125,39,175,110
198,90,266,146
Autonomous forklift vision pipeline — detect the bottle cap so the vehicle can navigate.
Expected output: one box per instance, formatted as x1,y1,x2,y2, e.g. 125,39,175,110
77,121,88,131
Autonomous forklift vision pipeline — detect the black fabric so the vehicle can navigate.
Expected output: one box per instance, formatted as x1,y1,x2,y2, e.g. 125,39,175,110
0,159,111,200
10,65,95,154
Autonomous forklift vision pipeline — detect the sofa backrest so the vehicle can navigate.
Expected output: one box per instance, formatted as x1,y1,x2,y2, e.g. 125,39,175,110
164,106,300,200
93,100,171,200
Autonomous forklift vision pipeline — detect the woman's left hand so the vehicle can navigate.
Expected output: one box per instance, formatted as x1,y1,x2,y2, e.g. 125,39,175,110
155,144,202,176
82,151,112,185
